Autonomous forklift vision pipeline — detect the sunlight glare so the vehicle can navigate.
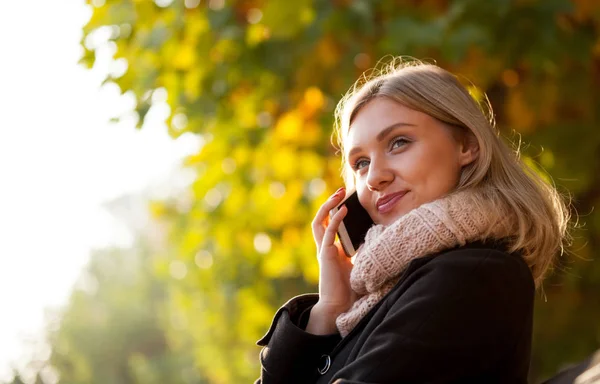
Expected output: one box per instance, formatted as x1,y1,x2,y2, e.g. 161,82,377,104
195,250,214,269
253,233,272,254
169,261,188,280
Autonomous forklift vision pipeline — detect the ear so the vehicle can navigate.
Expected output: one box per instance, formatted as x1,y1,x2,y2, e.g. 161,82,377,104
457,132,479,167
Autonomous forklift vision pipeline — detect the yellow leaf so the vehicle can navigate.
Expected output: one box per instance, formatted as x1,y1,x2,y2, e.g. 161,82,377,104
233,146,252,166
235,230,255,256
300,87,325,118
261,246,296,278
297,121,321,146
304,86,324,109
235,288,274,343
158,71,179,94
236,100,258,129
267,180,304,227
185,14,210,42
246,24,271,46
466,84,485,103
522,156,551,184
540,150,555,169
180,228,203,257
172,43,196,70
148,200,167,218
261,0,313,39
271,147,298,180
275,111,303,142
298,150,324,179
213,225,233,254
300,6,315,24
282,227,301,245
299,226,319,283
184,67,204,101
210,39,239,63
223,187,246,217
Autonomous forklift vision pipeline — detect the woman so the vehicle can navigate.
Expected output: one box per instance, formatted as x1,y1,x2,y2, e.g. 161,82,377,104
255,59,570,383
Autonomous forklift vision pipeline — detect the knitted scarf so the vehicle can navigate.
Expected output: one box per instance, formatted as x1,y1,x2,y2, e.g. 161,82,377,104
335,189,513,337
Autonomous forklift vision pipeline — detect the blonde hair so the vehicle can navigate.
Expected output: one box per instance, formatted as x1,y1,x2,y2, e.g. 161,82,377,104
333,58,570,287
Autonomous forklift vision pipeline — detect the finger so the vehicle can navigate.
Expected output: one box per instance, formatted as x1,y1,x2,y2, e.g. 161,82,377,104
321,205,347,249
312,188,346,241
313,188,346,229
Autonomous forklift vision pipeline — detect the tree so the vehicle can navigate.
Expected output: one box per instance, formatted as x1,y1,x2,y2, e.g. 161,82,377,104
6,371,26,384
46,194,205,384
80,0,600,381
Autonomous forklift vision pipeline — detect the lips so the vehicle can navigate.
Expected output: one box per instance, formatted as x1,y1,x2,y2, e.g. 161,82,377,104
376,191,407,213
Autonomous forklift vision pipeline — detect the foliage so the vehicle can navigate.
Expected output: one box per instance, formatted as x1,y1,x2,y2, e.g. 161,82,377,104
5,372,26,384
76,0,600,382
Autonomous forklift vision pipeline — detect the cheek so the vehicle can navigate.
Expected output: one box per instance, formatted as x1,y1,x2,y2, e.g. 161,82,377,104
356,181,376,213
407,144,461,197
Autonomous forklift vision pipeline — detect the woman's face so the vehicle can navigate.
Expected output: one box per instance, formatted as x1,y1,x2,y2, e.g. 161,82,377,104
345,97,476,226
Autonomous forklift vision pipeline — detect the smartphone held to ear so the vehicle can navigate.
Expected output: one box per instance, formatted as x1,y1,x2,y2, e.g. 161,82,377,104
329,191,375,257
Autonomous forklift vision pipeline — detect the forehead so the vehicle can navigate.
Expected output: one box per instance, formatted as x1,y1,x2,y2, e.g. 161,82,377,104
345,98,428,146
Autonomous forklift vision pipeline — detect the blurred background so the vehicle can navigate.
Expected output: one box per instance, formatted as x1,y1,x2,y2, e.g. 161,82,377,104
1,0,600,383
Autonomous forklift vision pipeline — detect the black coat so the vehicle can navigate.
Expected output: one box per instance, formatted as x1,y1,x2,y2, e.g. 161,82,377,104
255,241,535,384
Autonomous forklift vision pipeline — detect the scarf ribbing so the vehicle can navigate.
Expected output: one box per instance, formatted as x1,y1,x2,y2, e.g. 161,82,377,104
335,190,513,337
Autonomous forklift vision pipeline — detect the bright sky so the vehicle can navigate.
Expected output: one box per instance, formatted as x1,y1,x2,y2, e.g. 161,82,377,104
0,1,198,381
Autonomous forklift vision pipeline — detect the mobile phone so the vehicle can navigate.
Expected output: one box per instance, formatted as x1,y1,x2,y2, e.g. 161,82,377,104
329,190,375,257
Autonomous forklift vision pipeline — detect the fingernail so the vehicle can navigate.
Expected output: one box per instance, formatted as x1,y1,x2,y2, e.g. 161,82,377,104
329,187,344,199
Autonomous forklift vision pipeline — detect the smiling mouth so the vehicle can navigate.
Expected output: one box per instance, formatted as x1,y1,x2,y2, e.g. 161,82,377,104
377,192,407,214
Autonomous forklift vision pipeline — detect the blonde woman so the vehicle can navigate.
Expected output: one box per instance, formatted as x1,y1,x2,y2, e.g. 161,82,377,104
256,59,570,383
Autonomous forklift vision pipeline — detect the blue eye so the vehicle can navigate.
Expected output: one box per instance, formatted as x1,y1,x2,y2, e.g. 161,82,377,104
353,158,369,171
391,137,409,149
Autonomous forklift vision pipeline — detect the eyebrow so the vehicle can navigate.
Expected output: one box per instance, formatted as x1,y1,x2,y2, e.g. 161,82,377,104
347,122,417,159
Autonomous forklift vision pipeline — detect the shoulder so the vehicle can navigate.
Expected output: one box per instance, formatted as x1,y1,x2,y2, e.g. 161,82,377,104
408,241,534,292
380,242,535,345
385,241,535,318
344,243,536,381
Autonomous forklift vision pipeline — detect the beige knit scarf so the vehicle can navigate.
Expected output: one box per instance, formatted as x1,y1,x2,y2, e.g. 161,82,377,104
335,189,513,337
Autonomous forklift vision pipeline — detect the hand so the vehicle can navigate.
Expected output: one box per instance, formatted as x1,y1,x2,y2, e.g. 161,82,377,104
307,187,358,335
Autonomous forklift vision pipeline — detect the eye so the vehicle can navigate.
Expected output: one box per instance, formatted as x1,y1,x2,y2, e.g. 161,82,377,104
352,158,370,171
390,137,410,150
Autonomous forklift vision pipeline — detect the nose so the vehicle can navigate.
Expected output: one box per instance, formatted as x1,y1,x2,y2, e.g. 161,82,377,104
366,157,394,191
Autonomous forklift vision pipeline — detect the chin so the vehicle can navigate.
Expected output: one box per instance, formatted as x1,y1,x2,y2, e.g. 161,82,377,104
377,213,402,226
378,207,413,226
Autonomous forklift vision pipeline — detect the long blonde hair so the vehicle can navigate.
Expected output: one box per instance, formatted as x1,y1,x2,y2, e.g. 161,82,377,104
333,58,570,287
